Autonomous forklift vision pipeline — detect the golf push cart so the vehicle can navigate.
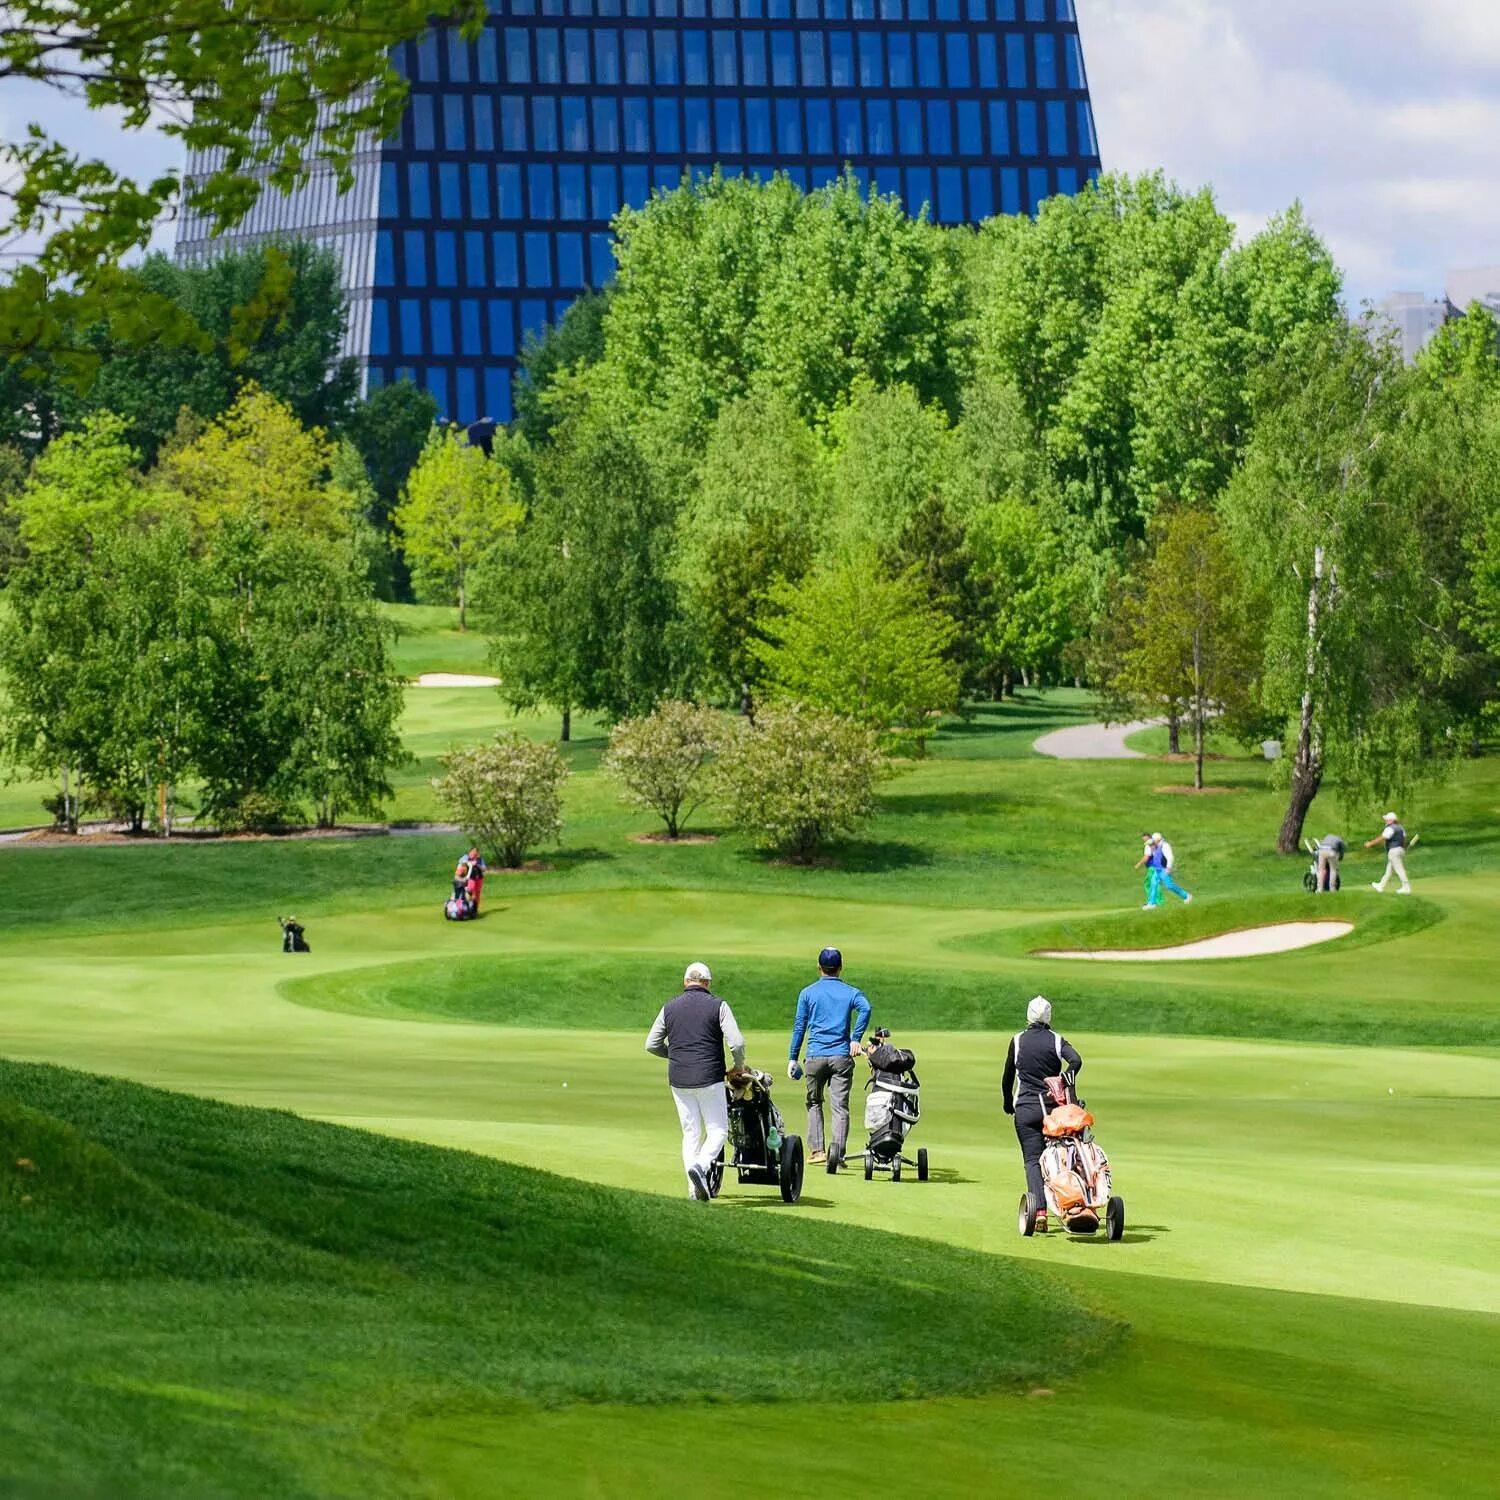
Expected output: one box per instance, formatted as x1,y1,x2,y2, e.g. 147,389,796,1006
840,1028,928,1183
710,1067,805,1204
1018,1072,1124,1241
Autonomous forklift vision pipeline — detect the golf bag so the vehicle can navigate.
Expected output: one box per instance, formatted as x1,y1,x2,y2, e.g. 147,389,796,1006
863,1041,920,1163
444,894,476,921
1040,1104,1111,1233
279,918,309,953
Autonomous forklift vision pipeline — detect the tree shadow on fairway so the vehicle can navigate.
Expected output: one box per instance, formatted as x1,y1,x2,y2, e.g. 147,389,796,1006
877,791,1015,819
548,846,615,872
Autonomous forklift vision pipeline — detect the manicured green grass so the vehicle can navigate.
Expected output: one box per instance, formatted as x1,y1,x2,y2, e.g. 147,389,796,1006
1,1059,1103,1498
2,654,1499,1495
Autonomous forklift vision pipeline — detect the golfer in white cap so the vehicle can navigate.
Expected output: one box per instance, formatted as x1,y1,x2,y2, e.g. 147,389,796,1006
1001,996,1083,1234
645,962,746,1201
1365,813,1412,894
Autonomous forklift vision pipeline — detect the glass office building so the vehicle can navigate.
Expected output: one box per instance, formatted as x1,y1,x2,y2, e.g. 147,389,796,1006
176,0,1100,426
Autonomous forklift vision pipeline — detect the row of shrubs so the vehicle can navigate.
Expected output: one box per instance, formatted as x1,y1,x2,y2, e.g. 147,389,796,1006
432,700,895,868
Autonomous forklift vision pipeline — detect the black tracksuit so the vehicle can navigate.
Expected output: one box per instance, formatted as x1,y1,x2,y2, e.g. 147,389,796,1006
1002,1023,1083,1203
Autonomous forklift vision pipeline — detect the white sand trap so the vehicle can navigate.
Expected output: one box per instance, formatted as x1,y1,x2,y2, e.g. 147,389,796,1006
1038,921,1354,962
413,672,501,688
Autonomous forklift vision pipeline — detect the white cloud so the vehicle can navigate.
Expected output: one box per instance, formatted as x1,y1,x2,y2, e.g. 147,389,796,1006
1077,0,1500,307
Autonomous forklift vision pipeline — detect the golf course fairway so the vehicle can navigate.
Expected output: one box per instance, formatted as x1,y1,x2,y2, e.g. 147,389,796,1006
2,686,1498,1496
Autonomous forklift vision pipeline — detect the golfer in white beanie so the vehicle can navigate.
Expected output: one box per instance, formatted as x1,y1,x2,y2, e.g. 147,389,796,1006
645,962,745,1201
1365,812,1411,893
1002,995,1083,1233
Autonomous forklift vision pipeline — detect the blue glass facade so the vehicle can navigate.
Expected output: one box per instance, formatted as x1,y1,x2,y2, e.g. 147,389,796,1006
177,0,1100,425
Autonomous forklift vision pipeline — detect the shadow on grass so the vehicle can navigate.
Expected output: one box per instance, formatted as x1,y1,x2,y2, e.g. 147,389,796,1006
879,790,1016,818
735,840,934,875
722,1195,836,1210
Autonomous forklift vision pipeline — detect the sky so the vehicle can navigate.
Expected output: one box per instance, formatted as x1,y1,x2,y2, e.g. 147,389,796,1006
1076,0,1500,308
3,0,1497,307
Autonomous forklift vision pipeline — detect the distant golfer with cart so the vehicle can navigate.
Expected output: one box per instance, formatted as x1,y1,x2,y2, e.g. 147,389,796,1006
1003,996,1083,1236
645,962,747,1202
787,947,871,1171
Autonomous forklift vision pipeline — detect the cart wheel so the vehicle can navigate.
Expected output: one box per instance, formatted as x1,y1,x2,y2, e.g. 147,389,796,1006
1106,1195,1125,1241
891,1158,902,1182
863,1157,874,1181
779,1134,804,1204
707,1149,724,1200
917,1148,929,1182
1303,871,1318,893
1019,1191,1036,1237
825,1145,841,1175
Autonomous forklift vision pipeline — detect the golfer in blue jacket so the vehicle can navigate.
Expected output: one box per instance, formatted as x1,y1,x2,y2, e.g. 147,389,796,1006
788,947,871,1168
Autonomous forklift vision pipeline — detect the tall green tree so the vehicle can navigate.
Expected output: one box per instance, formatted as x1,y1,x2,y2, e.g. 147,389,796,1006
395,427,521,630
487,396,685,729
514,290,610,446
49,245,359,464
1093,508,1262,790
1,0,482,372
11,413,147,561
1220,324,1464,851
673,393,827,709
345,379,440,597
754,553,959,753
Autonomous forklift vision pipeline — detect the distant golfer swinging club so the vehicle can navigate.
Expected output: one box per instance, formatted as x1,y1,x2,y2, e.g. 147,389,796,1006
645,962,746,1202
1366,813,1412,894
787,947,871,1169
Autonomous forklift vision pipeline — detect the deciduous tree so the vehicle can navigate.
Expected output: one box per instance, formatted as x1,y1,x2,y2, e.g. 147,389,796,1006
602,700,724,839
433,734,568,868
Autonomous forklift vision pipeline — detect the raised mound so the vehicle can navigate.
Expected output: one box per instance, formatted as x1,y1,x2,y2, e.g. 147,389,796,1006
1038,921,1354,961
0,1059,1115,1497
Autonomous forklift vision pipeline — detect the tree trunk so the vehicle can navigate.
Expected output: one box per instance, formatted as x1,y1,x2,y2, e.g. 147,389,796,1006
1020,667,1031,688
560,706,571,742
1194,715,1205,791
1168,713,1181,755
1277,545,1325,854
457,569,467,633
1001,671,1014,699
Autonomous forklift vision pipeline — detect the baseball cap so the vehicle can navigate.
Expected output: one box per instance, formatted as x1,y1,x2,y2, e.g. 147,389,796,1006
818,947,843,972
683,961,712,987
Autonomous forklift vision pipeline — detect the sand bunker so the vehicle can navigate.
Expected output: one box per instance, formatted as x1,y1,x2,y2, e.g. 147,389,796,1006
1038,921,1354,962
413,673,501,688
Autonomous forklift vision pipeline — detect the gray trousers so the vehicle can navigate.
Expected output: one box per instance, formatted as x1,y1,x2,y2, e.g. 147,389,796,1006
804,1054,855,1154
1316,848,1340,891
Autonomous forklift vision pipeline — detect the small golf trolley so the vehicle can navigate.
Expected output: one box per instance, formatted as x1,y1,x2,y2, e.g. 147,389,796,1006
1302,838,1341,894
712,1067,804,1204
847,1029,928,1182
1018,1074,1124,1241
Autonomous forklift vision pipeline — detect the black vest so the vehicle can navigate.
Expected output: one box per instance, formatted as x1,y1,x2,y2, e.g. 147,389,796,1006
662,988,729,1090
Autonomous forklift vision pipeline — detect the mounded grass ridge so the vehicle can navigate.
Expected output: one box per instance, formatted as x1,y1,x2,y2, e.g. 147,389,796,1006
0,1059,1117,1499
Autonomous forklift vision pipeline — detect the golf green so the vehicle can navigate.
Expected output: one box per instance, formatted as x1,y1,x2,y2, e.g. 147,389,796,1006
2,636,1497,1494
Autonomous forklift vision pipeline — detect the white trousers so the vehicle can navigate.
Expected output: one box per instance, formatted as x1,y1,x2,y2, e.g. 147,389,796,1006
671,1083,728,1186
1375,847,1410,892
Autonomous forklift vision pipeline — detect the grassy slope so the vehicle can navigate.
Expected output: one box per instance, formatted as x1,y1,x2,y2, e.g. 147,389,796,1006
0,1060,1107,1498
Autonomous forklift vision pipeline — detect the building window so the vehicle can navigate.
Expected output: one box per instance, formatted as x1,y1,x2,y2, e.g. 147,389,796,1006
957,99,981,154
443,95,466,150
536,29,561,82
412,95,435,150
829,30,853,86
800,30,825,86
775,96,801,153
375,232,395,286
379,162,398,217
532,96,559,151
524,231,551,286
430,299,454,356
654,96,681,153
590,164,619,218
371,300,391,356
433,231,458,286
1028,165,1050,210
887,32,912,86
968,166,993,218
501,97,527,151
806,98,832,154
623,96,649,151
485,368,512,423
477,29,498,83
937,166,962,221
897,98,921,154
493,231,519,286
926,99,952,154
556,232,585,286
1005,32,1027,87
715,96,743,153
770,31,795,86
867,98,892,154
945,32,970,87
595,29,621,82
1077,99,1097,156
489,301,515,356
858,32,883,85
916,31,940,86
742,30,767,85
407,163,431,218
528,163,555,217
906,166,932,214
836,99,861,155
563,96,588,150
497,164,523,219
653,29,679,83
565,27,590,81
465,230,486,284
712,30,737,83
622,164,650,206
1045,98,1068,156
455,367,477,421
447,31,471,82
400,299,423,355
559,163,587,218
683,29,708,84
745,96,771,152
593,96,620,151
1016,100,1038,155
1035,30,1056,89
685,97,711,153
505,28,531,82
624,27,649,82
439,162,462,219
1065,33,1085,89
472,97,494,152
989,100,1010,154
